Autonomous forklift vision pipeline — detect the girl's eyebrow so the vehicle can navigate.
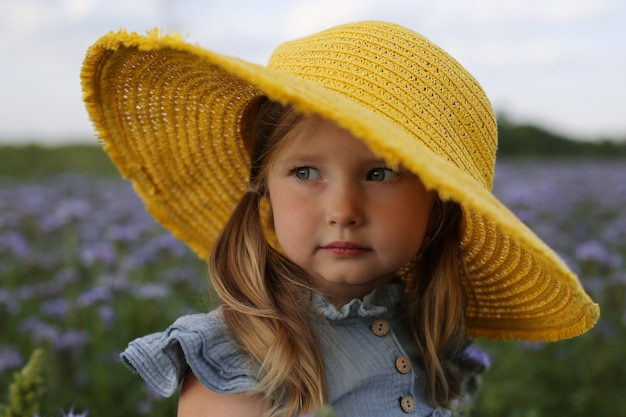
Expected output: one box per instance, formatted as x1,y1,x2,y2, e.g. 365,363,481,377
372,158,390,165
364,158,394,167
278,154,324,164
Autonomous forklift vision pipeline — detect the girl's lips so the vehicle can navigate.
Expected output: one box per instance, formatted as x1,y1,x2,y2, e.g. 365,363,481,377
321,242,370,257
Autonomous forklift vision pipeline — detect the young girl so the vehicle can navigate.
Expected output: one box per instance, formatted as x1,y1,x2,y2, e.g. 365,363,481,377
81,21,599,417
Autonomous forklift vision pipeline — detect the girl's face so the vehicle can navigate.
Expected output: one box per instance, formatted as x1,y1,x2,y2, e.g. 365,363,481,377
267,118,434,306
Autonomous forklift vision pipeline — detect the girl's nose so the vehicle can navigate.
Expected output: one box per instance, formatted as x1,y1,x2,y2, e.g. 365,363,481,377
326,185,364,227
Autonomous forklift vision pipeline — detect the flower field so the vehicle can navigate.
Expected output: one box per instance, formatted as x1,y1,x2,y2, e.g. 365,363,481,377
1,158,625,416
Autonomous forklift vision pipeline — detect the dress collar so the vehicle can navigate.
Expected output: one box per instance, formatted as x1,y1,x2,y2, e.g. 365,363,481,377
311,282,404,320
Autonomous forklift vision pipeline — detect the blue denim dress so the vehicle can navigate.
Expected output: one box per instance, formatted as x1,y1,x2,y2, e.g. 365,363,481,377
121,283,451,416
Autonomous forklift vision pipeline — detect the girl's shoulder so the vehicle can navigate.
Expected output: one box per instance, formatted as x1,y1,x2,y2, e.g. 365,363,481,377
120,309,258,397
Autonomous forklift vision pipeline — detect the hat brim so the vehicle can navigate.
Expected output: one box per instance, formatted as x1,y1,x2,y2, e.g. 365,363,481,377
81,29,599,341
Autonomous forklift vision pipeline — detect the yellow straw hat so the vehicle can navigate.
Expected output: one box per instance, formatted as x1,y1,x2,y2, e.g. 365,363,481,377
81,20,599,341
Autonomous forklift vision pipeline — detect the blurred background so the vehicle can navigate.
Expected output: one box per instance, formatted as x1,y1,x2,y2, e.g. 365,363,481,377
1,1,625,416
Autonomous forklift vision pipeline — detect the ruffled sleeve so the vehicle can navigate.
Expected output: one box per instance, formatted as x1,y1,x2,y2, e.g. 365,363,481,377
120,310,258,397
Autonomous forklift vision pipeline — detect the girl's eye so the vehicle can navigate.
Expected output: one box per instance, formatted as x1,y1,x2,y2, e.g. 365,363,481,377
367,168,398,182
294,167,321,180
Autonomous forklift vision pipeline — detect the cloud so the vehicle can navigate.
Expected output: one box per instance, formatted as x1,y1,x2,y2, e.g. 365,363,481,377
1,0,99,37
425,0,613,24
282,0,380,35
534,0,612,21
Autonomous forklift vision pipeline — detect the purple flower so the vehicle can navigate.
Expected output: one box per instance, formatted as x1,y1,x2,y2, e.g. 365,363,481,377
17,284,37,300
105,223,145,243
132,283,171,300
575,240,622,269
0,289,19,314
455,344,492,373
53,268,81,286
0,230,30,260
41,297,72,318
164,266,196,282
77,286,113,307
79,240,117,267
20,317,59,343
51,198,91,226
124,233,189,268
0,345,23,372
54,330,91,350
100,272,129,290
520,341,547,350
98,304,115,324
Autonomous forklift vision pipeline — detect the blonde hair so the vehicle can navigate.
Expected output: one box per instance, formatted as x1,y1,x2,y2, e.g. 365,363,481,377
209,99,467,415
402,198,468,408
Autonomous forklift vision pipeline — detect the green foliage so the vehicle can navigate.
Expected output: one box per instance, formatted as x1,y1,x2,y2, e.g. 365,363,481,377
474,328,626,417
0,350,45,417
0,144,117,179
316,405,337,417
497,119,626,158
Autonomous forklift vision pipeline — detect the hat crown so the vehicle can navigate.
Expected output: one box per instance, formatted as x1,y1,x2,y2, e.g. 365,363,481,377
268,21,497,189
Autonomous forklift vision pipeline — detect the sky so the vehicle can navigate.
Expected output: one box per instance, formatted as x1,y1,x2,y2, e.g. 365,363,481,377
1,0,625,145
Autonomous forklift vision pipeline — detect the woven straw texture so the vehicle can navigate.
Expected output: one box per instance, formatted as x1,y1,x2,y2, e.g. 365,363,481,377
81,21,599,341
